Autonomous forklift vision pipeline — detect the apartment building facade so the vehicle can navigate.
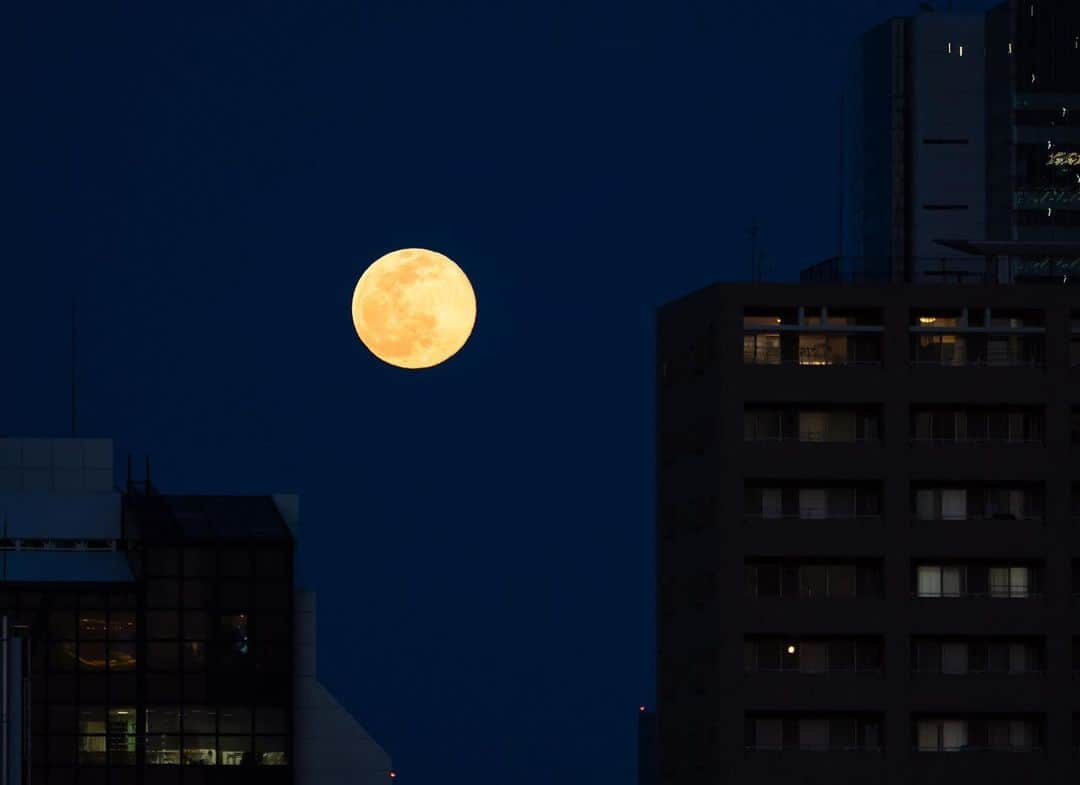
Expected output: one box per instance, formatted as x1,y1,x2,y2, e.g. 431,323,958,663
656,282,1080,784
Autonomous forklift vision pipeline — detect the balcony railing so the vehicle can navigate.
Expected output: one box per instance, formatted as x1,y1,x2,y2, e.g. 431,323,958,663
909,358,1043,368
914,746,1042,754
750,667,883,676
913,590,1040,599
746,745,882,753
912,668,1044,677
909,437,1043,446
745,512,883,520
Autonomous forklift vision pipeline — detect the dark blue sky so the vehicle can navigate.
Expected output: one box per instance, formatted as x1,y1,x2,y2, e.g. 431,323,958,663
3,1,995,782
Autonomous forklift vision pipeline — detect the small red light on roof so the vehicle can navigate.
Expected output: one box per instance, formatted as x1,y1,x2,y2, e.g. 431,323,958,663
639,705,646,712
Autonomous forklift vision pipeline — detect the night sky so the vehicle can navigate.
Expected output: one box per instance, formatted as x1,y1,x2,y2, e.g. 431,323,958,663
4,1,995,782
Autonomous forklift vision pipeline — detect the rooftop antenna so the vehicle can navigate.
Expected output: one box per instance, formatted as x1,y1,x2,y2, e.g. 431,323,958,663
70,297,77,437
836,90,845,261
749,218,770,282
749,218,760,282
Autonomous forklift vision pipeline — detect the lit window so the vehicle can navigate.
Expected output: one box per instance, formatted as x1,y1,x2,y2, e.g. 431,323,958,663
946,42,952,54
959,45,964,57
1008,42,1013,54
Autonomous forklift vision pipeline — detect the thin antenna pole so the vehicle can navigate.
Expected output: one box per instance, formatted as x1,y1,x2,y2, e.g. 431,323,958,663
70,298,77,437
749,218,759,283
836,90,845,261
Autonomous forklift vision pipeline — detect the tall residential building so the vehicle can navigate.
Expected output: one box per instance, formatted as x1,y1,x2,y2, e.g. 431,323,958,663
804,0,1080,284
657,283,1080,784
0,437,392,784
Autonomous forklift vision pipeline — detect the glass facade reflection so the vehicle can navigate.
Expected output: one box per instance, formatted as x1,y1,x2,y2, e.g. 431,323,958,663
2,494,295,783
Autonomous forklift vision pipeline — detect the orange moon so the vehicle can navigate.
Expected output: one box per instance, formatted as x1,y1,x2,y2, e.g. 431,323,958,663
351,248,477,369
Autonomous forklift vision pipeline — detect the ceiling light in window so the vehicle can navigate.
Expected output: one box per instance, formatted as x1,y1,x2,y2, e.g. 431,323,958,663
919,317,937,325
787,645,796,654
1008,42,1014,54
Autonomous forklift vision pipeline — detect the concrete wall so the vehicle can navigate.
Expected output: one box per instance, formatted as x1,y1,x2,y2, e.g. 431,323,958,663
910,14,988,280
294,590,393,784
0,438,113,494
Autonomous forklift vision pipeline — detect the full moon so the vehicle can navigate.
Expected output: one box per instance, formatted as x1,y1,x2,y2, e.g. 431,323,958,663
351,248,477,369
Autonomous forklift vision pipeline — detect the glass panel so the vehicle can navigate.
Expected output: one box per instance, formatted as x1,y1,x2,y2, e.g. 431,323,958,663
78,734,107,765
915,490,935,520
255,708,286,734
941,489,966,520
183,708,216,734
990,567,1011,597
183,612,209,641
827,488,856,519
828,412,856,442
147,612,179,639
1010,567,1030,597
799,566,827,598
109,643,136,672
108,709,136,764
829,639,855,671
1009,643,1027,674
829,566,856,598
219,549,252,577
799,718,829,750
942,567,962,597
799,489,826,519
146,735,181,765
182,642,207,671
146,707,181,734
916,641,941,673
942,720,967,751
941,642,968,675
761,489,782,519
799,642,828,674
79,643,108,671
1009,720,1031,750
79,613,108,640
109,612,136,640
799,412,828,442
49,613,77,639
755,718,783,750
255,736,288,765
220,614,250,662
220,735,253,766
219,708,251,735
920,721,937,751
182,735,216,765
917,567,941,597
831,718,856,749
987,720,1010,749
148,643,179,671
51,641,77,671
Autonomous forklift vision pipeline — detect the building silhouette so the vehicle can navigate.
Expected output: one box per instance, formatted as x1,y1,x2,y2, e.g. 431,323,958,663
657,286,1080,784
0,437,391,783
803,0,1080,284
657,3,1080,782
